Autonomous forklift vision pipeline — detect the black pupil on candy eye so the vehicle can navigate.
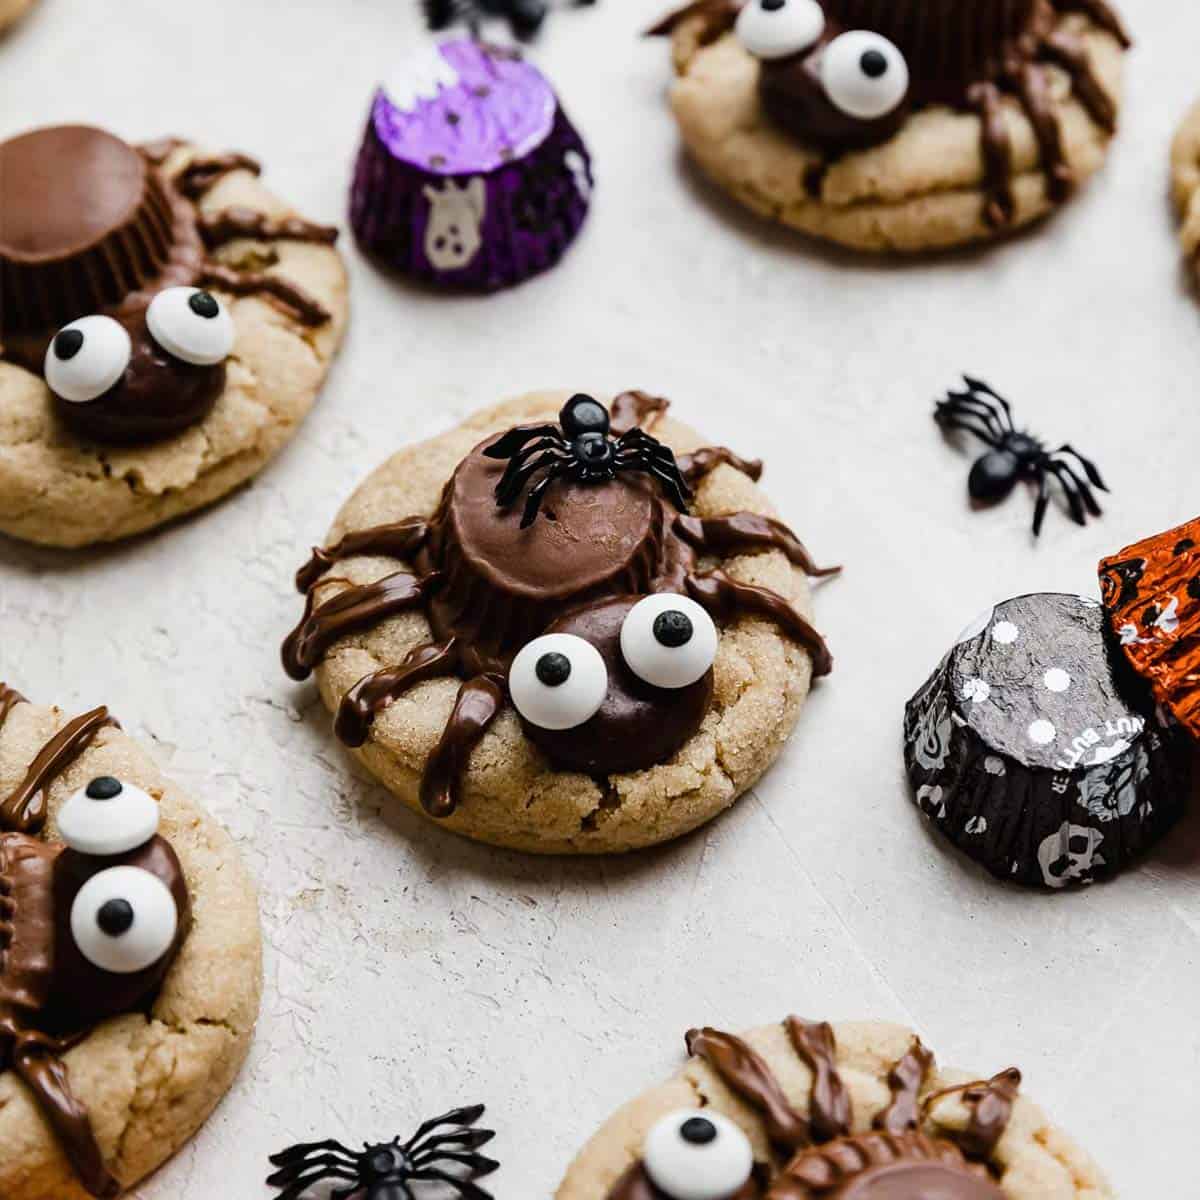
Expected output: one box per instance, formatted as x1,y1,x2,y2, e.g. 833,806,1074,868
188,291,220,319
653,611,694,648
536,652,572,687
86,776,124,800
761,0,786,10
53,328,85,361
860,49,888,77
680,1117,718,1145
97,898,135,938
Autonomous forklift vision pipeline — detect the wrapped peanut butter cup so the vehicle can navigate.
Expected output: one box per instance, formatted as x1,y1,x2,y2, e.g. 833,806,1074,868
904,593,1190,889
1100,515,1200,739
350,39,592,291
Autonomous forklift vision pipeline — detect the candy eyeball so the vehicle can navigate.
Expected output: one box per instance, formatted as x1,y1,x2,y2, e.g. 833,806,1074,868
620,594,718,689
43,314,131,403
735,0,824,60
643,1110,754,1200
509,633,608,730
58,776,160,857
146,287,235,366
70,865,179,974
820,30,910,119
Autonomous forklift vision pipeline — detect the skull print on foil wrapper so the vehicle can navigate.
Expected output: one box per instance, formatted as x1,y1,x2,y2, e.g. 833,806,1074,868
1075,740,1151,823
423,178,486,271
911,687,954,773
1037,821,1106,889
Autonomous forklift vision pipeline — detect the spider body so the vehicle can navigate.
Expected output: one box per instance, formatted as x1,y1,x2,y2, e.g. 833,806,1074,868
267,1105,499,1200
934,376,1108,536
485,394,693,526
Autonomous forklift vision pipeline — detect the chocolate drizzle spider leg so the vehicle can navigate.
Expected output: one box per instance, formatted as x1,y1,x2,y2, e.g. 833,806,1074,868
282,392,836,821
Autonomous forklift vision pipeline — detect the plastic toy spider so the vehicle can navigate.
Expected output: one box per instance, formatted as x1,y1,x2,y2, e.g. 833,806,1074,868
421,0,595,40
267,1104,498,1200
934,376,1108,536
485,393,691,526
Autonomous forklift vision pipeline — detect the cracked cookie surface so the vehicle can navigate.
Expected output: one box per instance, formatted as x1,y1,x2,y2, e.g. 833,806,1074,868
663,11,1124,252
0,143,348,548
308,391,817,854
557,1019,1112,1200
0,696,262,1199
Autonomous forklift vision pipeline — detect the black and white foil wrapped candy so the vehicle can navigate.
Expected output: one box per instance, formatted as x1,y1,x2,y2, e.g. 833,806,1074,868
903,593,1191,889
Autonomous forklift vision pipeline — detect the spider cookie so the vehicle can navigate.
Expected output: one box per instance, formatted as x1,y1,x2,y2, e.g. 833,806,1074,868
0,124,348,547
650,0,1129,252
557,1013,1111,1199
0,683,261,1198
281,389,837,853
904,593,1190,889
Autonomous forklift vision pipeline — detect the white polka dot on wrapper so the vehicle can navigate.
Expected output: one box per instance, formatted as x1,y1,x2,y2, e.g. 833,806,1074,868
992,621,1019,645
1043,668,1071,693
966,816,988,834
1028,719,1057,746
984,756,1006,775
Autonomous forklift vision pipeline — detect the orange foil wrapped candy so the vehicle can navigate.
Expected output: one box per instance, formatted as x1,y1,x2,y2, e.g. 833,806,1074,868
1099,515,1200,737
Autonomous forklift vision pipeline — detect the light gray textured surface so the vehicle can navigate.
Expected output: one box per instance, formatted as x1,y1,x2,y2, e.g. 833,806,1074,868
0,1,1196,1196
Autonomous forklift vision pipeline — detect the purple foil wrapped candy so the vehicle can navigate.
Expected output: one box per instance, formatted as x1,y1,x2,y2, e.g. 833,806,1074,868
351,39,592,291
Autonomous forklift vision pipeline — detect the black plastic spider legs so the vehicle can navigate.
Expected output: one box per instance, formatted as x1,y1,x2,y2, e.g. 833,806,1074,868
404,1105,491,1152
267,1153,360,1200
483,424,561,462
1054,444,1108,492
1032,470,1052,536
406,1169,496,1199
268,1139,357,1167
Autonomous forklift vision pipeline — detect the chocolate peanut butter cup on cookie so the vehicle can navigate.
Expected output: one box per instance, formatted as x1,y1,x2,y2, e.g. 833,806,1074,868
904,593,1190,888
0,685,261,1198
650,0,1129,251
0,124,347,547
558,1015,1111,1198
282,390,837,853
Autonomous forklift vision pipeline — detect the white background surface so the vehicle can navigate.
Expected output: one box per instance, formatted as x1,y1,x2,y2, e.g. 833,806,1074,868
0,1,1197,1196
